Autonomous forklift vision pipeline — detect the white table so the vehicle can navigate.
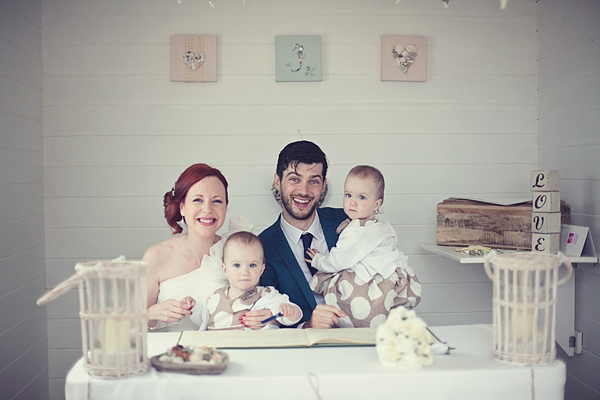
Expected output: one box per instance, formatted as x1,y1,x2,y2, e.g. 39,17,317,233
66,325,565,400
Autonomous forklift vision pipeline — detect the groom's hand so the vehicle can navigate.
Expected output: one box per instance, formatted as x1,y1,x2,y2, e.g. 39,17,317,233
304,305,346,329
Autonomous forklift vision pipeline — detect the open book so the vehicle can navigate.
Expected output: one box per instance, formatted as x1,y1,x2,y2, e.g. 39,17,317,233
178,327,377,349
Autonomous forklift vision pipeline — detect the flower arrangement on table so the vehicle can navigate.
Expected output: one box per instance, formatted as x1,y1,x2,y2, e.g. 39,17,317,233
375,307,434,369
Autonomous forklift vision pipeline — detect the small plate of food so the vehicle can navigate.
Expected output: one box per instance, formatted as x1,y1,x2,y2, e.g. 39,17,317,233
151,345,229,375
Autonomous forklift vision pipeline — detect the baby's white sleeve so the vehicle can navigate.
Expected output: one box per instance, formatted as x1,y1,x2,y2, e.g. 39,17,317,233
277,302,303,326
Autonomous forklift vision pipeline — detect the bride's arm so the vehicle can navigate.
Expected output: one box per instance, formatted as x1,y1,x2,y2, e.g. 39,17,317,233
143,246,192,326
143,246,161,328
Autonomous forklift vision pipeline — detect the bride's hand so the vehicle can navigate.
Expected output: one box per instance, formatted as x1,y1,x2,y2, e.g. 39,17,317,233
148,298,193,323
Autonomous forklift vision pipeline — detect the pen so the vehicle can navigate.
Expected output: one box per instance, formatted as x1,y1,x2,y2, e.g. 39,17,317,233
260,312,283,325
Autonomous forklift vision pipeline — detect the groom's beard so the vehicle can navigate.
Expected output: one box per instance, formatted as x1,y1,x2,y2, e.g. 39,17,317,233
280,190,320,221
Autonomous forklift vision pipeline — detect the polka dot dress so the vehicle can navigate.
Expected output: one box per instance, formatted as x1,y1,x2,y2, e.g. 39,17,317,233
311,265,421,328
206,286,264,330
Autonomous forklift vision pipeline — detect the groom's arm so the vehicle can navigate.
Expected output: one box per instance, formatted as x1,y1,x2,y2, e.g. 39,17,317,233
259,260,278,288
259,228,279,288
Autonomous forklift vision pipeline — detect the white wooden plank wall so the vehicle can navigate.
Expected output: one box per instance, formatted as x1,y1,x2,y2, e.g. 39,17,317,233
43,1,536,398
0,0,48,399
537,0,600,398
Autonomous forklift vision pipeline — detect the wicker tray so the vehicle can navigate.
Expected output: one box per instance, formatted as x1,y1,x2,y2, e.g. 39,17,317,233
150,351,229,375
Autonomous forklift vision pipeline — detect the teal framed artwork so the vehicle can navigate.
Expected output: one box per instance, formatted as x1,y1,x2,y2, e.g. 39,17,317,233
275,35,322,82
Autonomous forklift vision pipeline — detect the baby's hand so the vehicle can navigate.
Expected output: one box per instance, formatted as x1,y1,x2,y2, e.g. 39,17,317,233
305,248,320,262
279,304,301,322
181,296,196,310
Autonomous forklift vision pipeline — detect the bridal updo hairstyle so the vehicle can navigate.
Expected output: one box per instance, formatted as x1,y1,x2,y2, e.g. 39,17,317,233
164,163,229,234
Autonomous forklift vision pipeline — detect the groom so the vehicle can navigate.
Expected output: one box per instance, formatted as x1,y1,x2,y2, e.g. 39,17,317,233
259,140,347,328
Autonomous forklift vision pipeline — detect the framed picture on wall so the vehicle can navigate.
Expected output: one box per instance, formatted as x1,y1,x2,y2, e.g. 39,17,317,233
171,35,217,82
275,35,322,82
381,35,427,82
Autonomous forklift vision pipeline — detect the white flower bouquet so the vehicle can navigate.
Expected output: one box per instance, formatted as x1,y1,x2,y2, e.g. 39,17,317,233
375,307,434,369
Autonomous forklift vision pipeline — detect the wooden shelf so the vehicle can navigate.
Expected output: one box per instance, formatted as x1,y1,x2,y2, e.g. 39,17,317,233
419,243,598,265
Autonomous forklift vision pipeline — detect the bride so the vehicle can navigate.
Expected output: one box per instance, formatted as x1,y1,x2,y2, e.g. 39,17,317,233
143,164,270,330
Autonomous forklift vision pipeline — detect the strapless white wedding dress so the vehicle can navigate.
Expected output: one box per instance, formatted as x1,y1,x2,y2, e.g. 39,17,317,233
156,216,253,331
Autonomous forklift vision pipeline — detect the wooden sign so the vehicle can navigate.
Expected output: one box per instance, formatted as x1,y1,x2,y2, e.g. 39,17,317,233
436,198,571,250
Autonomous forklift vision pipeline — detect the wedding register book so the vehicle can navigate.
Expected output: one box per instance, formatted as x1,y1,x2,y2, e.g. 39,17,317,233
178,327,377,349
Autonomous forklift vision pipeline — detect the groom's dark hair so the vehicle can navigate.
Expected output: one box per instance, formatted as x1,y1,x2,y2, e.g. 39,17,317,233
276,140,328,180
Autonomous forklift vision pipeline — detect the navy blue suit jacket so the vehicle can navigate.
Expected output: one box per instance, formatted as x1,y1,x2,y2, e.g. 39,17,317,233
259,207,347,325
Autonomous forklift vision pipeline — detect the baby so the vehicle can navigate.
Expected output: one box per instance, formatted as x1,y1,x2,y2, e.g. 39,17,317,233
306,165,421,328
185,231,302,330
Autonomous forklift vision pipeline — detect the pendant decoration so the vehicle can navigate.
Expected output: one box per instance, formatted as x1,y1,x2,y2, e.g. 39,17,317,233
392,44,418,74
183,51,205,70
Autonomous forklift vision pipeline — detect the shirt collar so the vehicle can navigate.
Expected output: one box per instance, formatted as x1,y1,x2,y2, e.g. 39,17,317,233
279,211,323,245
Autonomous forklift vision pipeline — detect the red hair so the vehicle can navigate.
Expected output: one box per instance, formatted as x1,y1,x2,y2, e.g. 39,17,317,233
163,164,229,234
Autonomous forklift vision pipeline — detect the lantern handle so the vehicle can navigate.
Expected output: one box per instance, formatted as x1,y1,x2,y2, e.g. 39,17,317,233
483,251,497,281
36,256,128,306
556,253,573,287
36,271,87,306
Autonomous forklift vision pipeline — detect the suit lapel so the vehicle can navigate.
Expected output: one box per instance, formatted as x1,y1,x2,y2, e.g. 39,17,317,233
319,209,339,250
270,216,317,309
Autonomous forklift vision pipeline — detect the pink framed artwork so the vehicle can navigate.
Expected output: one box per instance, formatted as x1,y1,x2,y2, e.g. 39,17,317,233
381,35,427,82
171,35,217,82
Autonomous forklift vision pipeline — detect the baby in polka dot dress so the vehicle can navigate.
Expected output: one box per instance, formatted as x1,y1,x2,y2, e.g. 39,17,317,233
185,231,302,330
306,165,421,328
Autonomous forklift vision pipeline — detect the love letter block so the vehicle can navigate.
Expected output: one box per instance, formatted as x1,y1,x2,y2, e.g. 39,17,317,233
532,233,560,254
532,191,561,213
532,212,561,234
531,170,559,192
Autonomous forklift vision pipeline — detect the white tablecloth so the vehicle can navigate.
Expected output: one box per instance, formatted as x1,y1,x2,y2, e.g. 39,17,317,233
66,325,565,400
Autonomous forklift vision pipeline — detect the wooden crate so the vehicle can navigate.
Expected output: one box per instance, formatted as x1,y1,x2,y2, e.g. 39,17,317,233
436,198,571,250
